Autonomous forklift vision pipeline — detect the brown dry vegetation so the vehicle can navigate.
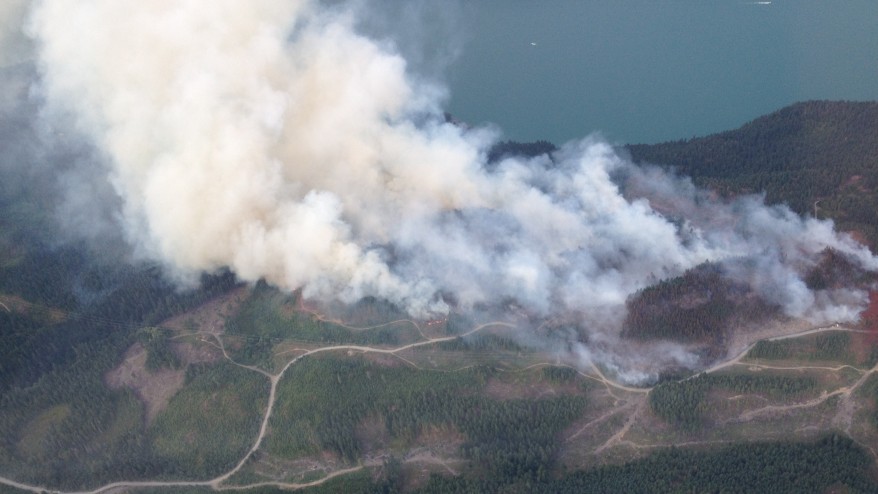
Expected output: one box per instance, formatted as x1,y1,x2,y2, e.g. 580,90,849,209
104,343,186,424
31,277,878,491
104,290,242,424
160,285,250,335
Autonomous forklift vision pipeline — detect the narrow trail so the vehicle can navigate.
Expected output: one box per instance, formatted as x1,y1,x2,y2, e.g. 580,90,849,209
0,321,869,493
736,363,878,423
594,398,646,454
295,302,432,340
703,342,760,376
0,475,62,494
736,388,849,422
568,404,629,441
623,439,734,451
589,362,651,394
214,465,368,492
403,450,463,476
743,362,866,373
99,320,515,493
513,361,650,397
703,325,867,376
574,324,872,456
73,480,211,494
768,326,868,342
726,394,769,403
202,332,273,379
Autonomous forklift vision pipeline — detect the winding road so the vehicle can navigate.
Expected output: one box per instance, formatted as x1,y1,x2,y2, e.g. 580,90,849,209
0,320,516,494
0,321,868,493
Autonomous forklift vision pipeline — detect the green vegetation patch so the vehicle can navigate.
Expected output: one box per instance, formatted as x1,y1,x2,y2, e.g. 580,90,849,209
437,334,524,352
650,373,816,429
858,373,878,430
0,310,63,393
417,435,875,493
542,366,578,383
137,327,182,371
15,404,70,458
0,334,150,489
268,355,488,460
150,361,269,478
454,397,584,480
225,285,417,369
269,355,585,480
553,434,873,494
747,331,859,364
213,469,379,494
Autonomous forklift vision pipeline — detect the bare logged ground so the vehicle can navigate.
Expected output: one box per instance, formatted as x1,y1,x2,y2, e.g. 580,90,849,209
171,339,223,365
7,301,878,494
161,285,250,335
104,343,186,424
103,289,247,425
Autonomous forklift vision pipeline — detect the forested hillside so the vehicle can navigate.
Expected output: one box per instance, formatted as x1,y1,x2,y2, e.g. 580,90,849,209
622,262,781,348
627,101,878,246
3,102,878,492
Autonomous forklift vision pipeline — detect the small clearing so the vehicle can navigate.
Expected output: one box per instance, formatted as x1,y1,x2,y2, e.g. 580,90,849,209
105,343,186,424
105,286,248,423
161,285,249,335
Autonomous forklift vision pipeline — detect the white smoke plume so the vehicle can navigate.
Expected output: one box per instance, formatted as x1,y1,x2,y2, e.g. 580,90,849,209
11,0,878,382
0,0,30,67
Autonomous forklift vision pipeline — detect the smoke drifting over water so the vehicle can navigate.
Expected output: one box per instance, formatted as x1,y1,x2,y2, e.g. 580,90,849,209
7,0,877,382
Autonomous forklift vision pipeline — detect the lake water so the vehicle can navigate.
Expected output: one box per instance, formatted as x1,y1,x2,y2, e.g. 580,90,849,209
434,0,878,145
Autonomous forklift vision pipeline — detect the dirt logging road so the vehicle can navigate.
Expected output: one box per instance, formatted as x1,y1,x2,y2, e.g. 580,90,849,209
0,322,865,493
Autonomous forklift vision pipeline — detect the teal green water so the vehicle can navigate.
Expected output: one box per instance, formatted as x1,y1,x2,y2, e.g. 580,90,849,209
442,0,878,144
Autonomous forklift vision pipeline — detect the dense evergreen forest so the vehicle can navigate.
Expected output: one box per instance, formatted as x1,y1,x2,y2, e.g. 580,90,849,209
622,262,781,347
113,436,878,494
649,373,816,429
627,100,878,246
268,356,586,483
245,435,876,494
416,435,877,494
620,102,878,347
0,197,243,487
486,140,557,164
2,101,878,491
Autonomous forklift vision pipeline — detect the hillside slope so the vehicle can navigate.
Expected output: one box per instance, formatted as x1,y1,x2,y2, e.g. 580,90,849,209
627,101,878,246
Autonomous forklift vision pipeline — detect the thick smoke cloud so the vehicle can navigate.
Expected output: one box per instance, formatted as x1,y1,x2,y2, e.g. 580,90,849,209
0,0,30,66
12,0,878,382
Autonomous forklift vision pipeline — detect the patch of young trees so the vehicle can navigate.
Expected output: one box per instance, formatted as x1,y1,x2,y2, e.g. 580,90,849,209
649,373,816,429
269,356,585,481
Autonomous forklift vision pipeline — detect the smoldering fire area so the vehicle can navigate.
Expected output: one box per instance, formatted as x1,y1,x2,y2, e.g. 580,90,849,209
1,0,876,384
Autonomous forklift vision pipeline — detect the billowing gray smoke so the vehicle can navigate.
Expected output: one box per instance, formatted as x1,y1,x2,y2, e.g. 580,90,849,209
6,0,877,382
